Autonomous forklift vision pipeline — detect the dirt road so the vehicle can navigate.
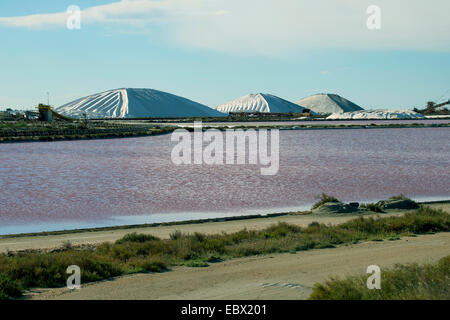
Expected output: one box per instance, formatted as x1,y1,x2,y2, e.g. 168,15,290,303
27,232,450,300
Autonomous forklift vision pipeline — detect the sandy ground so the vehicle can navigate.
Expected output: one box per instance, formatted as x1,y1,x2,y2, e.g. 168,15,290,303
27,232,450,300
1,203,448,254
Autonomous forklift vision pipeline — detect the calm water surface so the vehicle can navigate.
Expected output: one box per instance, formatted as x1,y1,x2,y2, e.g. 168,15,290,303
0,127,449,234
170,119,450,127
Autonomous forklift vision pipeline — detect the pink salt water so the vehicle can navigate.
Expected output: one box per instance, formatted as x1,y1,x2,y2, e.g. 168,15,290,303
0,127,448,234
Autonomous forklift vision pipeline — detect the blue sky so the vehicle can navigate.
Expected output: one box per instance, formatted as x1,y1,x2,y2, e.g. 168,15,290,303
0,0,449,110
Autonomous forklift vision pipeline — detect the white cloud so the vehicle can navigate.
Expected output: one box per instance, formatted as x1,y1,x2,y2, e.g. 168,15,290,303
0,0,175,29
1,0,449,55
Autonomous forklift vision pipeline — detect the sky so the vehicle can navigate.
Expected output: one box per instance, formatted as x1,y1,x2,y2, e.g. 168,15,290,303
0,0,449,110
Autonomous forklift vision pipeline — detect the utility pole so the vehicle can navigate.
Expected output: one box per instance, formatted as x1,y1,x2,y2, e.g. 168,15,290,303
47,92,50,106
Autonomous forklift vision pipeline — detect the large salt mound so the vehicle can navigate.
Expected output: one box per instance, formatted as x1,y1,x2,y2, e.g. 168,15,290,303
215,93,310,114
296,93,363,114
327,110,426,120
56,88,226,118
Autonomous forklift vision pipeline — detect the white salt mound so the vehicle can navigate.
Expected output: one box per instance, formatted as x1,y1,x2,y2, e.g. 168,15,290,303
215,93,310,114
327,110,426,120
56,88,226,118
296,93,363,114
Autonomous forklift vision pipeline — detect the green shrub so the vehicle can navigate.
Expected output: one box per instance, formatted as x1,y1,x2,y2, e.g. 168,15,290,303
115,232,160,244
312,193,340,209
169,230,183,240
0,251,122,289
362,203,384,213
125,256,168,273
0,273,22,300
309,255,450,300
185,260,209,268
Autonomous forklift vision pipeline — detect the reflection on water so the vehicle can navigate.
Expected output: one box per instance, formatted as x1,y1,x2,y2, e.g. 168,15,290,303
0,127,449,234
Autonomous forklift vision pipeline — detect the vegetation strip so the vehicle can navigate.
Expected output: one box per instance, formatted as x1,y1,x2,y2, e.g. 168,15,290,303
0,123,175,143
310,255,450,300
0,206,448,299
1,121,448,143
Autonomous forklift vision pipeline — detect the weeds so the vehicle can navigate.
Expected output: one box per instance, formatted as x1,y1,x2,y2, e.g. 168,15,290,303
389,194,410,201
361,203,384,213
0,274,23,300
115,233,160,244
309,255,450,300
61,240,72,250
312,193,340,209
